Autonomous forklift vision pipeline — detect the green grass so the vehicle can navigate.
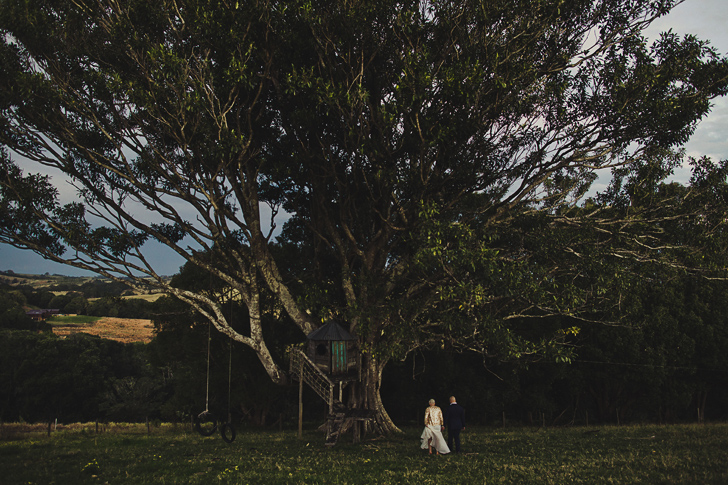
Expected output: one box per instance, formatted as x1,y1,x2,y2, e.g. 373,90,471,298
47,315,101,326
1,422,727,484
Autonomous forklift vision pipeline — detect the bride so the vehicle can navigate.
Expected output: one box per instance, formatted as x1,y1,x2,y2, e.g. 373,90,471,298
420,399,451,455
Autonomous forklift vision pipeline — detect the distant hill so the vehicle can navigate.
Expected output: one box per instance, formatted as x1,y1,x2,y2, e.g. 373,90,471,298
0,270,107,288
0,270,171,296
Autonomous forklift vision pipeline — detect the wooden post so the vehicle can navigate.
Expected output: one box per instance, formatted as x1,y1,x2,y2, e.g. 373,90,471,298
502,411,506,429
328,386,334,415
354,418,361,444
298,359,303,439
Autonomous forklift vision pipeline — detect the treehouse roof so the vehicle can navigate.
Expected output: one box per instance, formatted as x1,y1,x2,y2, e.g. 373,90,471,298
307,320,356,341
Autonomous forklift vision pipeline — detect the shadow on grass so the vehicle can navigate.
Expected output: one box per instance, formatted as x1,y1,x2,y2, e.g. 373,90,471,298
1,423,727,484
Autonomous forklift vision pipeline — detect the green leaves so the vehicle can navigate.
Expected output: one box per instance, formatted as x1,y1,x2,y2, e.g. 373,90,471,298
0,153,64,255
0,0,727,405
150,222,186,245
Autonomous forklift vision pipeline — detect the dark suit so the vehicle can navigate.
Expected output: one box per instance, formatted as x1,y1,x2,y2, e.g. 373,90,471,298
445,402,465,452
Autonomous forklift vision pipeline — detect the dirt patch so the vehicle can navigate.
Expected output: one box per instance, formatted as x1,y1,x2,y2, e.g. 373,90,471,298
52,317,154,344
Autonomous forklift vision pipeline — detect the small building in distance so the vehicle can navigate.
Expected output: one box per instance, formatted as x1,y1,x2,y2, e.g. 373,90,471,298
26,309,60,321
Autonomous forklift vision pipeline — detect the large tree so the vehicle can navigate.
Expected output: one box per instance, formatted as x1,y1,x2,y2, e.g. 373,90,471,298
1,0,727,432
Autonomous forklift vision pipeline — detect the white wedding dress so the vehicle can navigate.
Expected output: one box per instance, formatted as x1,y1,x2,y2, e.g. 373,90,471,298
420,425,450,454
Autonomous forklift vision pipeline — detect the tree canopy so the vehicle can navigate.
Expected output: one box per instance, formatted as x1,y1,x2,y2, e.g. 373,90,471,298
1,0,727,431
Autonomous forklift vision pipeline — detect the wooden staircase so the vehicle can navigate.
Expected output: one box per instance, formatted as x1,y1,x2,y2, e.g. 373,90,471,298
289,348,344,445
324,401,348,446
289,348,336,408
290,348,377,446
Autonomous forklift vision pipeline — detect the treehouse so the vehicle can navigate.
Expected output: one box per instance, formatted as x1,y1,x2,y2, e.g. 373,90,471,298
306,320,358,377
290,319,377,445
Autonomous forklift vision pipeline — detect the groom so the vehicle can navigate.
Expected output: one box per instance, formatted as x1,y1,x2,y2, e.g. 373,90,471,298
444,395,465,453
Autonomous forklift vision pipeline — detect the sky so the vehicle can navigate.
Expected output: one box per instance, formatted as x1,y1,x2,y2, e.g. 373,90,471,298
1,0,727,277
645,0,728,179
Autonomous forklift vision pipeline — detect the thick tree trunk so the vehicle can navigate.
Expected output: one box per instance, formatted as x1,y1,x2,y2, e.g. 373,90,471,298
354,353,400,435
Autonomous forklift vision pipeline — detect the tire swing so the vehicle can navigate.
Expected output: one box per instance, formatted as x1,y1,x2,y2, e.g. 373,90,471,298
194,302,237,443
220,420,236,443
195,411,218,437
194,322,218,437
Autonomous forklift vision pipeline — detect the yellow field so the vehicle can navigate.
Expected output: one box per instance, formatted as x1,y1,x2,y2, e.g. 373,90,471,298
51,317,154,344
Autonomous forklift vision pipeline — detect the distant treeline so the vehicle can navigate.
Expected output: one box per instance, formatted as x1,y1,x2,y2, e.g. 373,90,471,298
0,329,155,423
1,273,728,428
0,279,156,321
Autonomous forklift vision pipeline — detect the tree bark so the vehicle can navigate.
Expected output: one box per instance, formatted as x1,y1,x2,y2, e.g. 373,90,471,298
355,352,400,435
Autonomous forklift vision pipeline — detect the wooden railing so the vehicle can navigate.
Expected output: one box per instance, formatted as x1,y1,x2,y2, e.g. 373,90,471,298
289,348,335,410
291,348,375,445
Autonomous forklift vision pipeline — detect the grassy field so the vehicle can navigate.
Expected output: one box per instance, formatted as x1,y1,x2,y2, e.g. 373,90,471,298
47,315,102,325
1,423,727,484
48,315,154,343
119,293,166,302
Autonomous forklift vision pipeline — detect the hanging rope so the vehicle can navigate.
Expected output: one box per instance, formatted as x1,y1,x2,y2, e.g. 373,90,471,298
195,320,218,437
220,297,237,443
227,338,233,415
205,321,212,413
195,263,218,437
194,263,236,442
221,339,236,443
